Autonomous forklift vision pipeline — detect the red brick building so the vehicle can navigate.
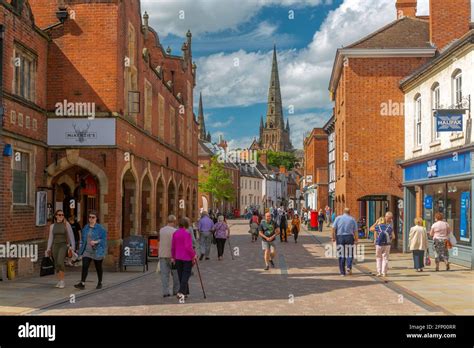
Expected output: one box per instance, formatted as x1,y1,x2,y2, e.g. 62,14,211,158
328,0,470,248
303,128,328,211
1,0,199,275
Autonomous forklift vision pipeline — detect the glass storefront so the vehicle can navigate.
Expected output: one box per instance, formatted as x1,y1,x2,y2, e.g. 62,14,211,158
423,180,471,245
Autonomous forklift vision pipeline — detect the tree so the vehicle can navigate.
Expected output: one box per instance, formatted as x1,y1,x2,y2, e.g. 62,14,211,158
266,151,297,170
199,156,235,209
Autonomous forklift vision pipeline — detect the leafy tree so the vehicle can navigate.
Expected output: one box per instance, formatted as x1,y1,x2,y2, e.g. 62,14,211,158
266,151,297,170
199,156,235,209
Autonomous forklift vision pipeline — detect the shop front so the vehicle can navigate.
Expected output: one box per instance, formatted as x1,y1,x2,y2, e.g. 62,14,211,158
402,151,473,268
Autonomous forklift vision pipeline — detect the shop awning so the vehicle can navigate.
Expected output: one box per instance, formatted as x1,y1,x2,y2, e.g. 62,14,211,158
357,194,390,202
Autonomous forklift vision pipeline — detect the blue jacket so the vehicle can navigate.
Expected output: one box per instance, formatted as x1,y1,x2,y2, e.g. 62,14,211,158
79,223,107,258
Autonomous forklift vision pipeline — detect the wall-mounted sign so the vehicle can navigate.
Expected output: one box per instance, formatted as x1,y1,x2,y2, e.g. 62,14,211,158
427,160,438,178
424,195,433,209
36,191,48,226
435,110,464,132
47,118,116,146
306,175,313,183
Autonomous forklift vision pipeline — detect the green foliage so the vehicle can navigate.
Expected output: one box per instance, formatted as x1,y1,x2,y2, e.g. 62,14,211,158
266,151,297,170
198,156,235,206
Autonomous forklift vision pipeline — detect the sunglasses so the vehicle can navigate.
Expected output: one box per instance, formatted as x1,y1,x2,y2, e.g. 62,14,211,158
56,214,64,216
89,216,97,219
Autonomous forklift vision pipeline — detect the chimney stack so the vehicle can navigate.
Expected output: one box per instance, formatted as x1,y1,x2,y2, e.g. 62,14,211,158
396,0,417,18
430,0,471,50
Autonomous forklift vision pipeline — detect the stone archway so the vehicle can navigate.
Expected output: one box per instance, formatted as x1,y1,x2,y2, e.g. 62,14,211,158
46,151,108,228
141,174,152,235
167,180,176,217
156,176,165,229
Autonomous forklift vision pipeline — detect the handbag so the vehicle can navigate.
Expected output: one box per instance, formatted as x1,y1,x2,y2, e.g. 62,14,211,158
448,232,457,247
40,256,55,277
425,251,431,266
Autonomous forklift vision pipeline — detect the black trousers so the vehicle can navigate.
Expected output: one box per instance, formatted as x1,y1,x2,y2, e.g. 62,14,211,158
175,260,193,295
216,238,226,257
318,220,324,232
292,226,299,242
280,220,287,241
81,257,103,284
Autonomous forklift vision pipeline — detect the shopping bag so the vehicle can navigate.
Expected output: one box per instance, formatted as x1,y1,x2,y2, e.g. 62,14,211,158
448,233,457,247
425,255,431,266
40,256,55,277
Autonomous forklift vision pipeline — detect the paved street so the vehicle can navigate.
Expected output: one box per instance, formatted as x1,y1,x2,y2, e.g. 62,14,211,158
24,220,464,316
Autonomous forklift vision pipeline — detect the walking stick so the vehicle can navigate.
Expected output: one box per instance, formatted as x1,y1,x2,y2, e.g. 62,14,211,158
227,236,234,260
194,259,207,299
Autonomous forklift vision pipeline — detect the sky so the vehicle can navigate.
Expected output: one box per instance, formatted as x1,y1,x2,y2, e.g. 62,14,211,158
141,0,474,150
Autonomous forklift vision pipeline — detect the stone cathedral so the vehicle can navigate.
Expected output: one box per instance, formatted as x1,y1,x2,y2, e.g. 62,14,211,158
250,45,293,153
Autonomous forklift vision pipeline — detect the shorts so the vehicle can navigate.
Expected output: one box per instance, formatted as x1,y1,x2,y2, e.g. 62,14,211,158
262,240,276,251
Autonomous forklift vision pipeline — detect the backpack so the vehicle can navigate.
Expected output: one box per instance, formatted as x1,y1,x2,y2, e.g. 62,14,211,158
376,224,392,245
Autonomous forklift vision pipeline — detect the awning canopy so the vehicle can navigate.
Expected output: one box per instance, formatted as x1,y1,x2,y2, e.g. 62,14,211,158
357,194,390,202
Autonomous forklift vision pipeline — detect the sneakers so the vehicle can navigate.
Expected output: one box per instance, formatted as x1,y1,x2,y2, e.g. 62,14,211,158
347,268,352,275
376,273,382,277
58,280,65,289
96,283,102,290
264,265,270,271
55,281,61,288
74,282,85,290
199,255,204,261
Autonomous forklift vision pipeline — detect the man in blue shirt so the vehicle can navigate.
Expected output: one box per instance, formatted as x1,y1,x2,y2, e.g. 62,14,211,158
332,207,358,276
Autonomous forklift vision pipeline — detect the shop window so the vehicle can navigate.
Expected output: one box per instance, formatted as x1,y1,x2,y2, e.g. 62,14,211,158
13,151,29,205
423,181,471,245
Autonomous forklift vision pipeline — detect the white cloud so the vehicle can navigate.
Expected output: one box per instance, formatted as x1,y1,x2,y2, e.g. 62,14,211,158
210,116,235,128
227,135,257,150
141,0,331,37
196,0,396,110
288,112,329,148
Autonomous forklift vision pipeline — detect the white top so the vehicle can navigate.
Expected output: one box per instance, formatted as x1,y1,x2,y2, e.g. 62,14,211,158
159,225,176,258
409,225,428,251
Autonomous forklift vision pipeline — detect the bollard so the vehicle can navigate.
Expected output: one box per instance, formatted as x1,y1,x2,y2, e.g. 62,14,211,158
7,260,15,280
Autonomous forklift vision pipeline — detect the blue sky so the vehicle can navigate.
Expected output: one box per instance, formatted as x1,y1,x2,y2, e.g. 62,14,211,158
141,0,472,150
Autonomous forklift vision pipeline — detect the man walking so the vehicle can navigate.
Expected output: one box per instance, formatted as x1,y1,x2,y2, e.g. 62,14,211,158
277,206,288,242
158,215,179,297
259,212,280,270
332,208,358,276
198,211,214,261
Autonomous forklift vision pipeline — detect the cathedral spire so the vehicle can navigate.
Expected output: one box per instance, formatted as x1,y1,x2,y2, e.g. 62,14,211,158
266,45,284,130
286,118,290,132
198,92,206,141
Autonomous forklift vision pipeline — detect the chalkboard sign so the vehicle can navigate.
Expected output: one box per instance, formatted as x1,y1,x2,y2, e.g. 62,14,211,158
121,236,148,272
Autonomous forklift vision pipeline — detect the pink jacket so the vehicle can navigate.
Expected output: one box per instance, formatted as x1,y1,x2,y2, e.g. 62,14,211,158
171,227,196,261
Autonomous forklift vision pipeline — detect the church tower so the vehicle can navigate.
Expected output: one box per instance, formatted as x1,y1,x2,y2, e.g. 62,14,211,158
258,45,293,152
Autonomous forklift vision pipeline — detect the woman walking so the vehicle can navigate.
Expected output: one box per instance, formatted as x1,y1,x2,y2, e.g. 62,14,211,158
249,211,260,242
371,216,394,277
429,212,451,271
46,210,75,289
74,211,107,290
213,216,230,260
409,217,428,272
171,218,197,299
318,209,325,232
291,213,301,243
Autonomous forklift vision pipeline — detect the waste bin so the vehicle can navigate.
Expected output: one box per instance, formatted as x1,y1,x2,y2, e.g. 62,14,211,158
7,260,15,280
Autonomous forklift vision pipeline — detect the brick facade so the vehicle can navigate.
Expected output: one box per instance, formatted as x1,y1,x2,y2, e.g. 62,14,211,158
1,0,199,276
430,0,471,50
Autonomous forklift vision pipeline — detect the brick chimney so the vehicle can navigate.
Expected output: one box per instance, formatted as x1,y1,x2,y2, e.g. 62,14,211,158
396,0,417,18
430,0,471,50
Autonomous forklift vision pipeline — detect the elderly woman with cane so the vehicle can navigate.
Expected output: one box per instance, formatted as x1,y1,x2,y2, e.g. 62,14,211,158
171,218,197,300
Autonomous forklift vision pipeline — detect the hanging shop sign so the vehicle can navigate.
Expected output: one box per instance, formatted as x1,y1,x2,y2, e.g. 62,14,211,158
435,109,464,132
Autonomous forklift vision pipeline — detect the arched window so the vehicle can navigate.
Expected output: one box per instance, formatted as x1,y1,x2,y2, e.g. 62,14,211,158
452,69,462,106
431,83,440,141
414,94,422,147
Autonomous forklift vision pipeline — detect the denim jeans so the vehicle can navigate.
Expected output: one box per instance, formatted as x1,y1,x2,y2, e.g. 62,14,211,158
336,234,354,275
159,258,179,296
199,231,212,257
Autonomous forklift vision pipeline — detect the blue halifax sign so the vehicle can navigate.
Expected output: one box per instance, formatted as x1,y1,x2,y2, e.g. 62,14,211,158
435,109,464,132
